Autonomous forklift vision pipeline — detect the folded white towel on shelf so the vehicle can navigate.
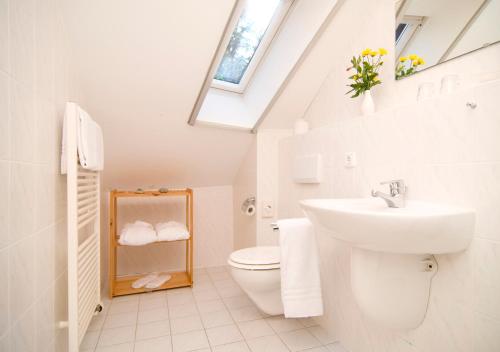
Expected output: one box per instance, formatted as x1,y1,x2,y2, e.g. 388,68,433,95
119,221,157,246
277,217,323,318
155,221,190,242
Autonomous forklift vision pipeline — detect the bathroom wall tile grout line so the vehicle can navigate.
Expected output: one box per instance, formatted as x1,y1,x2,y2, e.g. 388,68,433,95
0,217,65,252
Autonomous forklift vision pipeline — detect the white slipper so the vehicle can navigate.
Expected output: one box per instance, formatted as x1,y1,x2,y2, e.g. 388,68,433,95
145,274,172,289
132,273,158,289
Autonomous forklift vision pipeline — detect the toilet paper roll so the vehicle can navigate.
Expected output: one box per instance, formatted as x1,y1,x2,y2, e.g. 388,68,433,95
245,204,256,216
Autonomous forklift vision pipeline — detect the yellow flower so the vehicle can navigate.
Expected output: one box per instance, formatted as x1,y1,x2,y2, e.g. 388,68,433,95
409,54,418,60
362,48,372,56
412,59,419,66
378,48,388,56
399,56,408,62
417,57,425,65
370,50,378,57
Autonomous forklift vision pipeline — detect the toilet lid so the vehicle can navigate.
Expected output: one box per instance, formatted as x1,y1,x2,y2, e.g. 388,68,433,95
230,246,280,266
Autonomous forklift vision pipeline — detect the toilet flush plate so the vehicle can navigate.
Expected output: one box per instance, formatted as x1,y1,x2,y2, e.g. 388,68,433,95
292,154,322,183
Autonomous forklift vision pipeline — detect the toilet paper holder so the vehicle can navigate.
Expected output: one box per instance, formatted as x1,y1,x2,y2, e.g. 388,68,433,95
241,197,256,216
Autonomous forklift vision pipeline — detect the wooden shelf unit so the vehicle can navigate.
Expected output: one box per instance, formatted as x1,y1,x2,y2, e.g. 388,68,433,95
109,188,193,298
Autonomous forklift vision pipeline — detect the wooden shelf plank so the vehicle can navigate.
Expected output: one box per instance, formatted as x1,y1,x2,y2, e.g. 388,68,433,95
111,188,193,198
115,238,190,247
113,271,192,297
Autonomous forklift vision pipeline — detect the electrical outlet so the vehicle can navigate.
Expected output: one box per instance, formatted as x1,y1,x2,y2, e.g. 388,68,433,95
344,152,357,168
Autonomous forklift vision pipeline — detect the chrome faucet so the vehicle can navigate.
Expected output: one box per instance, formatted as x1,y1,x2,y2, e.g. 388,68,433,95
371,180,407,208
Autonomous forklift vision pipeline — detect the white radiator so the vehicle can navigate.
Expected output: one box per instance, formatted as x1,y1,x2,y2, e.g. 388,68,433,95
65,110,102,351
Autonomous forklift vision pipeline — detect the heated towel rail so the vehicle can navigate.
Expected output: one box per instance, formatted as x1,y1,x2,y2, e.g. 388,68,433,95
65,110,102,351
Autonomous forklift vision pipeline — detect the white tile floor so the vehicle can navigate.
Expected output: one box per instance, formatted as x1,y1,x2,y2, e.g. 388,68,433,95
82,266,348,352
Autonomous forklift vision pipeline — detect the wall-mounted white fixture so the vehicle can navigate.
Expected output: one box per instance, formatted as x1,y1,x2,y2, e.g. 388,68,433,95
261,200,274,218
241,197,256,216
300,197,475,329
344,152,357,168
466,101,478,109
293,154,322,183
294,118,309,135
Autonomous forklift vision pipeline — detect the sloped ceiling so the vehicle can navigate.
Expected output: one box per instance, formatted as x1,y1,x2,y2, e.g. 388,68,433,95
63,0,254,189
260,1,344,130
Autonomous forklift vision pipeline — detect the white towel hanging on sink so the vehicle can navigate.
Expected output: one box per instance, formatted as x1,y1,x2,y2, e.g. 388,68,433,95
277,217,323,318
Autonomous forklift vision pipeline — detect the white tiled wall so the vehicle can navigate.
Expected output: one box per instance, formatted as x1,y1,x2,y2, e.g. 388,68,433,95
0,0,79,350
233,139,257,251
277,80,500,351
232,129,293,250
256,130,292,247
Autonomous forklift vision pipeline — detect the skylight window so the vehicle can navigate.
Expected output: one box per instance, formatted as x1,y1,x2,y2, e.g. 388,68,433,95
212,0,292,93
395,23,409,44
395,16,425,57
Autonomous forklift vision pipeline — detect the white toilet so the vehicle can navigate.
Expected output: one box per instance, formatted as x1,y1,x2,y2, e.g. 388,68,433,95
227,246,284,315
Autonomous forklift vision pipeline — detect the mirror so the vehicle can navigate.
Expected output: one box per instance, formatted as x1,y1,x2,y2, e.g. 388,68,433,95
394,0,500,80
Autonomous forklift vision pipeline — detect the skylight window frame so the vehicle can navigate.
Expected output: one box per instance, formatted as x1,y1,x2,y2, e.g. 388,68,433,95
396,15,425,58
211,0,294,94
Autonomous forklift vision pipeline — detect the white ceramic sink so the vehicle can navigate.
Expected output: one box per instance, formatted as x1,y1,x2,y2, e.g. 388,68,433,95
300,198,475,254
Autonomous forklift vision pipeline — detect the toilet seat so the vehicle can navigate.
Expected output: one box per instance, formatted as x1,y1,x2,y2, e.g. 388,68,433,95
228,246,280,270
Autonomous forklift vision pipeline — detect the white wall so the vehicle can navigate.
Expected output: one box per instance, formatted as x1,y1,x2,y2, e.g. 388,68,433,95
264,0,500,350
0,0,80,350
233,139,257,250
256,129,292,246
449,0,500,59
62,0,255,189
193,186,234,268
232,129,293,249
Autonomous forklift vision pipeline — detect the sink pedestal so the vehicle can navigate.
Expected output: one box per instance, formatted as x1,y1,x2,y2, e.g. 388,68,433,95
351,248,437,329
